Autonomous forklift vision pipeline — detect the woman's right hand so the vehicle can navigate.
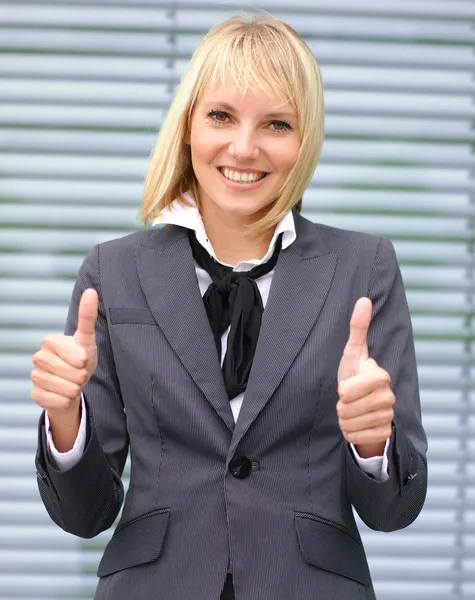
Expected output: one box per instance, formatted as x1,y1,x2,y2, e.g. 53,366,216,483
31,289,98,449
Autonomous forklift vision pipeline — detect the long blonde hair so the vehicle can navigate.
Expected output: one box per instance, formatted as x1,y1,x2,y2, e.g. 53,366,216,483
139,14,325,235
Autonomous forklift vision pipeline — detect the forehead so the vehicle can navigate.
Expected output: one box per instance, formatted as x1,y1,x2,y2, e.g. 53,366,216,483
198,75,295,113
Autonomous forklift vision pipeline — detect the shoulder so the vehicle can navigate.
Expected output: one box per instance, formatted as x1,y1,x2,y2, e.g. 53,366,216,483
78,228,162,276
296,213,395,263
84,225,180,262
98,228,155,254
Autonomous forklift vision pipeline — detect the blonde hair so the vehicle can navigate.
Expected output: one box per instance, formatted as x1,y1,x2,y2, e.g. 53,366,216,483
139,14,325,235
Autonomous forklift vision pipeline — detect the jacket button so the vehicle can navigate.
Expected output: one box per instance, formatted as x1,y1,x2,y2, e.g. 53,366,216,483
229,455,252,479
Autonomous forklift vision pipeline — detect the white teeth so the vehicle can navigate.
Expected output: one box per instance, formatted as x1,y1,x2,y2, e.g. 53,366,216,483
221,168,265,183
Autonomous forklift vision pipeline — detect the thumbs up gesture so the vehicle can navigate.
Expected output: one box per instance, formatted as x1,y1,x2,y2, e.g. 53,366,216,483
336,298,395,457
31,289,98,418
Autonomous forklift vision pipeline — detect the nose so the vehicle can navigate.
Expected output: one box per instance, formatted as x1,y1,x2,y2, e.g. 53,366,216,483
229,127,259,161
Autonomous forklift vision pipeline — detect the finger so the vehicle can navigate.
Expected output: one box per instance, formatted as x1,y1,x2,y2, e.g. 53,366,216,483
31,385,80,412
74,288,98,349
345,297,372,360
41,335,87,367
337,298,373,382
337,388,395,419
31,368,83,400
338,365,391,403
41,336,87,367
338,408,394,434
32,348,89,386
343,426,393,446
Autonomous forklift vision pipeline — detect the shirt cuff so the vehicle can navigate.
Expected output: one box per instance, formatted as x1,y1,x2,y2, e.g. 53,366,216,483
45,395,87,472
350,438,390,482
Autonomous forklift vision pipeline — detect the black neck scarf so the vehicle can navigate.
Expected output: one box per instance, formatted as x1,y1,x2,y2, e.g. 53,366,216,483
188,230,283,400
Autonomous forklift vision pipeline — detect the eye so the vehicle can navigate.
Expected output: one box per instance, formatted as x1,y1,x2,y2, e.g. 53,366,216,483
269,120,293,133
207,110,230,123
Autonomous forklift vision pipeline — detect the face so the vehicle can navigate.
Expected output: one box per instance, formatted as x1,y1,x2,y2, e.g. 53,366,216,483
188,76,301,224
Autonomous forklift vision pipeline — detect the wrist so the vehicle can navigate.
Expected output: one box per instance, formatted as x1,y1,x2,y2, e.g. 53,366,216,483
354,441,386,458
47,400,82,453
47,402,81,424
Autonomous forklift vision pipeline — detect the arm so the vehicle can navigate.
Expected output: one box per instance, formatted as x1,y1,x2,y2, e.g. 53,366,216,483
45,395,87,471
350,440,389,482
35,245,129,538
345,237,428,531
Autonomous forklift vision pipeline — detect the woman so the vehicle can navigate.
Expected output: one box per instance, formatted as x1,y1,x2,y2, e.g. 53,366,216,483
32,15,427,600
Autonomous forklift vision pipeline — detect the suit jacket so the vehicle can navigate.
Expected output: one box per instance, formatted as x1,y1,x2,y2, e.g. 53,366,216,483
36,211,428,600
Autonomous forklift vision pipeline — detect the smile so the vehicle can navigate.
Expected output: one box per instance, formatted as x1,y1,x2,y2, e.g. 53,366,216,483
219,167,267,183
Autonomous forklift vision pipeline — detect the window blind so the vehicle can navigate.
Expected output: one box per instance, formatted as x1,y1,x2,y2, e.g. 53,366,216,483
1,1,474,598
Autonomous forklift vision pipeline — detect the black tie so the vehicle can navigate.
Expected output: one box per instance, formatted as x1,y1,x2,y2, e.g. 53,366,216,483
188,230,283,400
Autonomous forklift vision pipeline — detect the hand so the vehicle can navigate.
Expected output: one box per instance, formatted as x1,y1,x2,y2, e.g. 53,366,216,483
31,289,98,418
336,297,395,457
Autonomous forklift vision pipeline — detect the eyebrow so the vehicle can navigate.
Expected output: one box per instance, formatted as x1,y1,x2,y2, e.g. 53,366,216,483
204,101,296,120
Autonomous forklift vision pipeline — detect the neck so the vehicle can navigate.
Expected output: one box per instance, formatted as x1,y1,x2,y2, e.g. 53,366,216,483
200,204,274,265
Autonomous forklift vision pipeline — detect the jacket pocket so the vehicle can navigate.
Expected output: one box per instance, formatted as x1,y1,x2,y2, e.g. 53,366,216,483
97,508,170,577
109,307,157,325
294,511,371,586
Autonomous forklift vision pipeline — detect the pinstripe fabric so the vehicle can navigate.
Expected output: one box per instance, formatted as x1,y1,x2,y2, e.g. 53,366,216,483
35,211,427,600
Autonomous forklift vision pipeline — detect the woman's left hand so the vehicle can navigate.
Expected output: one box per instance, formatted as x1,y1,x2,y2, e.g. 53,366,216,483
336,297,395,458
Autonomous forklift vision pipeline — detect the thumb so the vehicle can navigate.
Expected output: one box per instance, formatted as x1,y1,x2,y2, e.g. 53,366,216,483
74,288,98,349
338,297,372,381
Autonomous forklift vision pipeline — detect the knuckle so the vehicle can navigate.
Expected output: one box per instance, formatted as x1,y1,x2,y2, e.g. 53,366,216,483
31,368,45,385
33,350,48,368
67,369,82,386
359,397,369,416
69,383,82,398
42,334,56,346
63,396,75,409
31,387,45,404
51,396,71,411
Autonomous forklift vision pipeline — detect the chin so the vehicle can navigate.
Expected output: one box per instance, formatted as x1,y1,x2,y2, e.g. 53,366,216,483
216,195,273,218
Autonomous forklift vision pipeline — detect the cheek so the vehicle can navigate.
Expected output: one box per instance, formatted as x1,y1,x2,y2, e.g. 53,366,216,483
190,127,223,165
268,139,300,174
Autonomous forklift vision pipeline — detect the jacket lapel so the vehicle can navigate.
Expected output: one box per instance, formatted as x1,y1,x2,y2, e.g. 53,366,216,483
228,212,338,456
134,225,235,431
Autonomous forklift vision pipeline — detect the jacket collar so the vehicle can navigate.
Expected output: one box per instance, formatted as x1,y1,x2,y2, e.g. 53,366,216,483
135,211,336,440
152,193,296,268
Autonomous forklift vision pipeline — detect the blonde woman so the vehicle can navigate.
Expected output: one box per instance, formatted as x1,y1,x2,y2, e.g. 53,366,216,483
32,15,427,600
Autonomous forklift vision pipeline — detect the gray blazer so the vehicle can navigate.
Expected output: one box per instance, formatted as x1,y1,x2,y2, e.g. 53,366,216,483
36,211,427,600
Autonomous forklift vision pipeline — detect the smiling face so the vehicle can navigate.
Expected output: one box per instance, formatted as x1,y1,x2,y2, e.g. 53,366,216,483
188,76,301,225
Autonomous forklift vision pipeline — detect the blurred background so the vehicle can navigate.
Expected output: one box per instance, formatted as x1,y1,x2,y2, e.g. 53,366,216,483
1,0,475,598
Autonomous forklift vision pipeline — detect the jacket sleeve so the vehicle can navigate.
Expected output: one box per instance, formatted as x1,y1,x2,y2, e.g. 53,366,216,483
345,237,428,532
35,244,129,538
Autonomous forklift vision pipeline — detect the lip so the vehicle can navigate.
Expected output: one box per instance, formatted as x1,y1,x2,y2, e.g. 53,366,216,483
219,166,267,175
217,167,268,191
